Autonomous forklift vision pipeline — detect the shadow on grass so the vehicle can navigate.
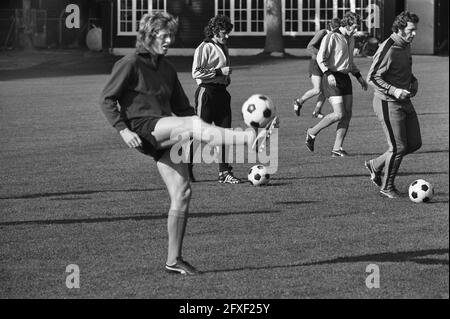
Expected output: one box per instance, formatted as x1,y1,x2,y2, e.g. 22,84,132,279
355,149,449,157
48,197,94,201
271,171,448,181
0,188,165,200
203,248,449,274
275,200,319,205
0,209,281,227
270,175,364,181
0,51,306,81
415,149,450,155
190,180,291,186
397,171,449,177
430,199,450,203
175,53,307,73
0,52,121,81
302,248,449,266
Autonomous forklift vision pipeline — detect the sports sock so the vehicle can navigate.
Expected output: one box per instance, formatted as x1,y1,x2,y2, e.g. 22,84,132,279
167,209,188,265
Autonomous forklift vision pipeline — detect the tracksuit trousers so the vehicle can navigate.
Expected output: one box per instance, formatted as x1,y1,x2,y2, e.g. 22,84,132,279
371,96,422,190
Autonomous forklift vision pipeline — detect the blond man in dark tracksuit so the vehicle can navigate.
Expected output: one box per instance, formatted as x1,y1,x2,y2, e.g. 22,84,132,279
365,11,421,199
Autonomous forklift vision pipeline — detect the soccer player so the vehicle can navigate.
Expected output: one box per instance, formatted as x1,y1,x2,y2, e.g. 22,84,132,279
191,15,241,184
365,11,421,199
305,12,368,157
293,18,341,118
99,12,277,275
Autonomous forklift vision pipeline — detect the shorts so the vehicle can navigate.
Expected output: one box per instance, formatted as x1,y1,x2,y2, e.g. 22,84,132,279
127,117,166,161
195,84,232,168
309,59,323,77
321,72,352,98
195,84,231,128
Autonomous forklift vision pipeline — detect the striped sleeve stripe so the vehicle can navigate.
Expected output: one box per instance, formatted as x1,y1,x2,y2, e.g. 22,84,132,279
381,100,397,188
370,38,394,91
195,87,206,116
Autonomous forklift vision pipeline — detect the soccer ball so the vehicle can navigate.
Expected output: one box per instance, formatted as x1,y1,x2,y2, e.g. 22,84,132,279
248,164,270,186
408,179,434,203
241,94,276,128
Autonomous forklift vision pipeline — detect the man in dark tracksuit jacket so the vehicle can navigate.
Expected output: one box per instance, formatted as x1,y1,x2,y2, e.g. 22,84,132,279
100,46,196,160
365,11,421,199
99,12,277,275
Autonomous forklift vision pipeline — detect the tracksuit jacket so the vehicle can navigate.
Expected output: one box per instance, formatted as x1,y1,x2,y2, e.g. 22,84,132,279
317,27,362,79
192,39,230,86
100,46,195,132
367,32,418,101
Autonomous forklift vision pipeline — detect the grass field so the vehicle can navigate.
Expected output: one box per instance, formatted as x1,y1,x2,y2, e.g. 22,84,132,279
0,50,448,299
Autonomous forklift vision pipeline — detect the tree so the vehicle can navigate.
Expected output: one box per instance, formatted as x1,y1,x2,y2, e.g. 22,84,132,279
263,0,285,56
20,0,35,51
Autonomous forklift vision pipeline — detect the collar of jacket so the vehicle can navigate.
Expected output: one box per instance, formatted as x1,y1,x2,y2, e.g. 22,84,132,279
204,37,226,49
390,32,409,48
135,45,163,69
338,27,354,39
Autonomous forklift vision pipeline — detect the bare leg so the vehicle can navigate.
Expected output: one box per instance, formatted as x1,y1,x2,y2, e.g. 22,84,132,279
333,94,353,151
313,92,326,118
152,116,254,149
309,96,344,137
299,75,322,104
156,151,191,265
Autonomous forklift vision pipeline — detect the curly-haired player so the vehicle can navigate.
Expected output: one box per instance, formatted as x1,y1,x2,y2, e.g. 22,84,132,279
190,15,241,184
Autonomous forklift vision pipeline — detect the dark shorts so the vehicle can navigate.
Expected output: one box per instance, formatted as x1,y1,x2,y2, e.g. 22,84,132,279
321,72,353,98
309,59,323,77
195,83,232,168
127,117,166,162
195,84,231,127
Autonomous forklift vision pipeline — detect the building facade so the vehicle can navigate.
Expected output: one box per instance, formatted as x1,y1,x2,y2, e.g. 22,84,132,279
105,0,386,52
1,0,447,55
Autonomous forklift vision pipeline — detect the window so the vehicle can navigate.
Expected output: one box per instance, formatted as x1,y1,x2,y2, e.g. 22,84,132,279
335,0,352,22
118,0,166,35
283,0,378,35
216,0,266,35
351,0,379,32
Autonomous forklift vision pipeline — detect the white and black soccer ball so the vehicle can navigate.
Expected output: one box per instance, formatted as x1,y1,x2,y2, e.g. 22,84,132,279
241,94,276,128
408,179,434,203
248,164,270,186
